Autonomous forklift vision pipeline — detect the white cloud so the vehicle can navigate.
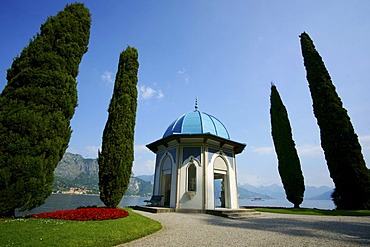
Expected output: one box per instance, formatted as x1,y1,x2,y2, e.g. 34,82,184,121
297,144,324,157
138,85,164,100
359,135,370,151
139,85,155,99
132,159,155,176
237,171,282,187
135,144,150,153
66,147,78,155
359,135,370,142
133,144,155,175
178,68,187,74
85,145,100,158
249,146,274,155
101,71,114,84
157,90,164,99
249,144,325,157
66,145,100,159
178,67,190,83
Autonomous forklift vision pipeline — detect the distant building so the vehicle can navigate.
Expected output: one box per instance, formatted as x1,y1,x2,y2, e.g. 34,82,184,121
146,103,246,211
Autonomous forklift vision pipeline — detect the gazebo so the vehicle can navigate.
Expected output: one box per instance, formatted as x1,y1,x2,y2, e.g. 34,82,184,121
146,104,246,212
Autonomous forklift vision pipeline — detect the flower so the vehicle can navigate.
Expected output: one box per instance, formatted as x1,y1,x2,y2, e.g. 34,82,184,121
26,207,129,221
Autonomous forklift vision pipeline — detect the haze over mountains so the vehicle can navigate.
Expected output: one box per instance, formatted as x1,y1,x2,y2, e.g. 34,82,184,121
55,153,333,199
138,175,333,200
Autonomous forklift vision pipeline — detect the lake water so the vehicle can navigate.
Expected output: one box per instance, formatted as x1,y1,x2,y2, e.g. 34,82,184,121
16,194,335,217
239,198,335,210
16,194,150,217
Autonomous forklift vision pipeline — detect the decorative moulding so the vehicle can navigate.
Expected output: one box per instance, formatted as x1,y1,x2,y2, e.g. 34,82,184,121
185,191,196,200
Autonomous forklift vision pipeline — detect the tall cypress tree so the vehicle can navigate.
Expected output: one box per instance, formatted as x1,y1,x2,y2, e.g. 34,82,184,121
270,84,305,208
300,32,370,209
98,47,139,208
0,3,91,217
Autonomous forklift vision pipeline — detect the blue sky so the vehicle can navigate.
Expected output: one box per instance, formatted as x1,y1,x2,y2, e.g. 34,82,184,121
1,1,370,187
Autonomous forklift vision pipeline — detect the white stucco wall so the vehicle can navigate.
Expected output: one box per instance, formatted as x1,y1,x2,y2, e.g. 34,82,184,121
151,141,241,210
178,156,203,209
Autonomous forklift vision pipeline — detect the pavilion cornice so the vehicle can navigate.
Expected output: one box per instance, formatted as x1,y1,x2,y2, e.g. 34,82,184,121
146,133,246,154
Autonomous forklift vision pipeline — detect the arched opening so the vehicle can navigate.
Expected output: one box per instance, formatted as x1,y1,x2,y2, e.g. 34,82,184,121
161,155,172,207
213,156,229,208
187,163,197,192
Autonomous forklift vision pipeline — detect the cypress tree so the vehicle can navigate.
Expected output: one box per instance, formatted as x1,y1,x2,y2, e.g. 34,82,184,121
98,47,139,208
300,32,370,209
0,3,91,217
270,84,305,208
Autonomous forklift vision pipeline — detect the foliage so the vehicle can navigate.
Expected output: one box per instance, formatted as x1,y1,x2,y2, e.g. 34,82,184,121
270,84,305,208
300,32,370,210
0,3,91,216
98,47,139,207
26,207,129,221
0,208,162,247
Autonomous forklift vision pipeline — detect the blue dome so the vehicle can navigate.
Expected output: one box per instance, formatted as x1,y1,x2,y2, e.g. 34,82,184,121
163,110,230,139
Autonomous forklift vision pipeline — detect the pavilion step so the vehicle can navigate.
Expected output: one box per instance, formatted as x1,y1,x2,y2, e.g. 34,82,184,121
225,212,261,219
222,210,261,219
206,209,261,219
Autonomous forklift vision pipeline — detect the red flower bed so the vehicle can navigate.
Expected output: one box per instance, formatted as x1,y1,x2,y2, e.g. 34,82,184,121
26,207,129,221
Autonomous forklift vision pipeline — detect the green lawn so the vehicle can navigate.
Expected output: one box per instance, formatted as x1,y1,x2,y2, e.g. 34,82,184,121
254,207,370,216
0,208,161,247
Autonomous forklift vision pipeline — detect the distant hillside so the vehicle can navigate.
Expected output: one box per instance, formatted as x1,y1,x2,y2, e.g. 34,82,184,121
239,183,285,199
136,173,333,200
307,190,333,200
237,187,272,199
212,180,270,200
305,186,333,199
137,175,154,184
239,183,333,200
53,153,152,196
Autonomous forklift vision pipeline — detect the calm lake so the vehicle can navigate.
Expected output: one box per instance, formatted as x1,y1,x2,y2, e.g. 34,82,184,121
16,194,335,217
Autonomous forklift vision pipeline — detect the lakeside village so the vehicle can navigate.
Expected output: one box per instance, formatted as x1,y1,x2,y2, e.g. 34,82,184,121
54,187,95,195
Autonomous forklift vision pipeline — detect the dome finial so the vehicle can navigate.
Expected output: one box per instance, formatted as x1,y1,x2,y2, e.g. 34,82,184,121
195,97,199,111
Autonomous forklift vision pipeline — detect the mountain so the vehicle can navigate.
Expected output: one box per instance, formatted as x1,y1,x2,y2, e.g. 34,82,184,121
237,187,272,199
239,183,286,199
126,177,153,196
135,173,332,200
53,153,99,194
210,180,271,200
305,186,333,199
239,183,333,200
54,154,333,199
307,190,333,200
137,175,155,184
53,153,153,196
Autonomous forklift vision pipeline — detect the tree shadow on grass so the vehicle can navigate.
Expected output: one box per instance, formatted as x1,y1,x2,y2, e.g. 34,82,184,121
202,214,370,246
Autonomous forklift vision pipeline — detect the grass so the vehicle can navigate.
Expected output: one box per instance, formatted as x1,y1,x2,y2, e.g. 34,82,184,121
0,208,161,247
253,207,370,216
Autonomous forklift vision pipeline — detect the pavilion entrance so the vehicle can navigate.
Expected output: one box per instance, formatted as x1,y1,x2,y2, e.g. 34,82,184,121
213,174,223,208
161,173,171,207
213,156,229,208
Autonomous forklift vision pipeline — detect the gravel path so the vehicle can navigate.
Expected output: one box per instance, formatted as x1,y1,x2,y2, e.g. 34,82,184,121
120,210,370,247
